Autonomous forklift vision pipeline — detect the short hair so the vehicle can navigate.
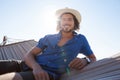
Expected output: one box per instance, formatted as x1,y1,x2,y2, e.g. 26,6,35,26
56,12,80,31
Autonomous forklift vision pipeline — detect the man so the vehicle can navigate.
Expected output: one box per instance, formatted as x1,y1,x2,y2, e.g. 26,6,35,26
0,8,96,80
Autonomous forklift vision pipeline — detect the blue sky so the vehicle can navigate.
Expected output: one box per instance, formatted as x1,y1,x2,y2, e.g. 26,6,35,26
0,0,120,60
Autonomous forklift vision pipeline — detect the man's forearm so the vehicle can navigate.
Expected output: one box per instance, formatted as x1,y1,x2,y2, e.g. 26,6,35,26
24,52,42,70
87,54,96,63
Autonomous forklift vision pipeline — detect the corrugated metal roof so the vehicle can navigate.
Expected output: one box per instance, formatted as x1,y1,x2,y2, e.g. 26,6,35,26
0,40,37,60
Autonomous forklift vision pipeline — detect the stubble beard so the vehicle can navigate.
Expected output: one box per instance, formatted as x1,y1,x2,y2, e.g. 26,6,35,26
61,25,74,33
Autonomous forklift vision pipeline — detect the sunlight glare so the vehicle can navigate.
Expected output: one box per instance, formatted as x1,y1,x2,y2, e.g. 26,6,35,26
41,6,58,34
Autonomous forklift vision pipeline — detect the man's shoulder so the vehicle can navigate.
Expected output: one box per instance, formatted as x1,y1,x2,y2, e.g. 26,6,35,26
44,33,59,38
76,33,86,38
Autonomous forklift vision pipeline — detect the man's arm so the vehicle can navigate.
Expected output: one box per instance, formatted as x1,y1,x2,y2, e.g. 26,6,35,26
69,53,96,70
24,47,49,80
24,47,42,69
87,54,96,63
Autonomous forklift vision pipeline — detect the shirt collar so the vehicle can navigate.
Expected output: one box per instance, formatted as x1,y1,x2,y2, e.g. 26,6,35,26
58,31,78,38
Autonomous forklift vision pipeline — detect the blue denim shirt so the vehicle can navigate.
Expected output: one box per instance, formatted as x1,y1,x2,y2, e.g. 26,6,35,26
36,32,93,75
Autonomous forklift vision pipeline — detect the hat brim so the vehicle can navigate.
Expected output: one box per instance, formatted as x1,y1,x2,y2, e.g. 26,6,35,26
55,8,81,23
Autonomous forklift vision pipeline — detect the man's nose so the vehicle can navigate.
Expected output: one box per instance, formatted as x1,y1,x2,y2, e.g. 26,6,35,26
64,19,71,23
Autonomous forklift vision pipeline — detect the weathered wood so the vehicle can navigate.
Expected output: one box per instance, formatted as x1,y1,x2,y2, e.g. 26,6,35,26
60,53,120,80
0,40,120,80
0,40,36,60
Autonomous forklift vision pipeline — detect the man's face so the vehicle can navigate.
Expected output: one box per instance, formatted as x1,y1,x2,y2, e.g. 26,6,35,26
60,13,74,32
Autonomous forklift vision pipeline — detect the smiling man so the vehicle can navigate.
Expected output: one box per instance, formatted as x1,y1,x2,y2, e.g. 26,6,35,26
0,8,96,80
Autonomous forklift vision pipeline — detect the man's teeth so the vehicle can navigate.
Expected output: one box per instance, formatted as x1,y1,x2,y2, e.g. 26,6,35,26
64,25,69,28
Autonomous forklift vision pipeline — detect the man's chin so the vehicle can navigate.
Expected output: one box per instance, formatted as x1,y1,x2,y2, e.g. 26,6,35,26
61,29,73,33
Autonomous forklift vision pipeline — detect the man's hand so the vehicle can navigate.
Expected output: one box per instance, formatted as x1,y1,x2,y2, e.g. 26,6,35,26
69,58,88,70
32,64,50,80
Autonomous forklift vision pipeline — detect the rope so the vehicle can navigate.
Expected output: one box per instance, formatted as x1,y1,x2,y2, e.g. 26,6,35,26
0,36,26,46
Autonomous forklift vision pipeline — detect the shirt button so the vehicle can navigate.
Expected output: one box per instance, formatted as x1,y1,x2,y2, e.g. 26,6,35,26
62,52,65,56
64,59,67,62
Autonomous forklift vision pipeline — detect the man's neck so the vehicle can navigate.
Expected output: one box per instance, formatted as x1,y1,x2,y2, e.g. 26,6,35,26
61,31,74,38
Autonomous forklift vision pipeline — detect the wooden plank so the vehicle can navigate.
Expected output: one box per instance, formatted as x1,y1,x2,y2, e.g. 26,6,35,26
61,53,120,80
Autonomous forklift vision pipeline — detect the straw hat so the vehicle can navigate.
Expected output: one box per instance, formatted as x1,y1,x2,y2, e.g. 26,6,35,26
55,7,81,23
